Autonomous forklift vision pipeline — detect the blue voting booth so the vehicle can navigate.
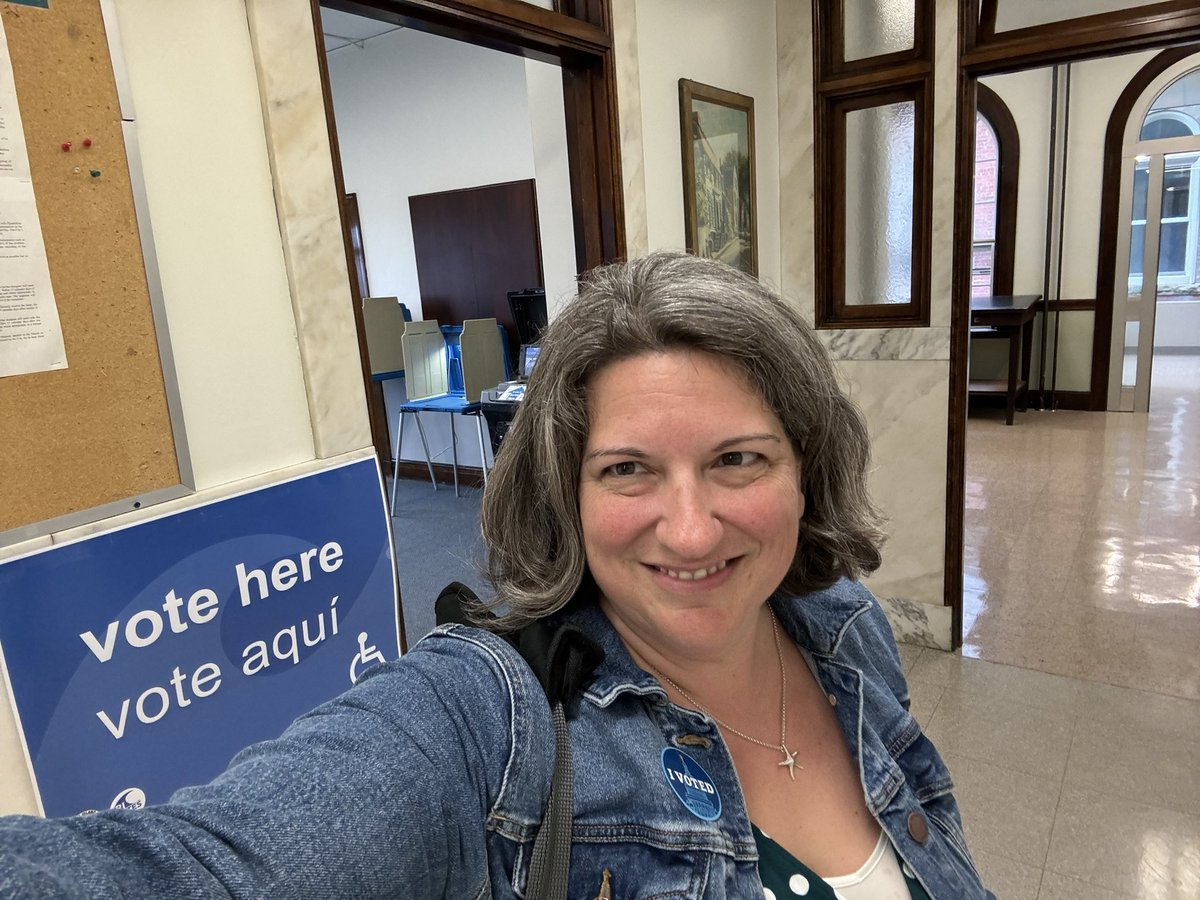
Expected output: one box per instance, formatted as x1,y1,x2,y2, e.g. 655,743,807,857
0,457,399,817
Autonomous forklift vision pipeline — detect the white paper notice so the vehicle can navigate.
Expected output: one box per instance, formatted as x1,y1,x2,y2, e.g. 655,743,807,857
0,17,66,378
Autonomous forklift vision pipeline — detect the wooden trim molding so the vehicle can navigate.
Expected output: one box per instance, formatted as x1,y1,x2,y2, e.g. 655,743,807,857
816,80,933,328
964,1,1200,74
946,0,979,647
323,0,610,60
1055,298,1097,312
817,0,933,80
1091,46,1199,410
976,83,1018,296
394,460,486,490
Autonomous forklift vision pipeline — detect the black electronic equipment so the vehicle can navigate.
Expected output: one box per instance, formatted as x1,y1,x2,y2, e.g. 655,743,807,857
507,288,547,346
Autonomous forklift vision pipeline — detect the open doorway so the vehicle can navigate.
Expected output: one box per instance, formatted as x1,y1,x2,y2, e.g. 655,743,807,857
953,6,1200,690
314,0,621,643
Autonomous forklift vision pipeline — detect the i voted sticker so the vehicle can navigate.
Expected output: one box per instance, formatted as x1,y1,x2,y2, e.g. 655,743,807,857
661,747,721,821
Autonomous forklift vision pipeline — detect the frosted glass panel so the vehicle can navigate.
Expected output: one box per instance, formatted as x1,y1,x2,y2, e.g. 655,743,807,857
993,0,1162,33
844,101,915,306
844,0,915,61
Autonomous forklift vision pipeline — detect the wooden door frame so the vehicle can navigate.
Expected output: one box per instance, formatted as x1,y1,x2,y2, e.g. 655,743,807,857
946,1,1200,646
310,0,624,473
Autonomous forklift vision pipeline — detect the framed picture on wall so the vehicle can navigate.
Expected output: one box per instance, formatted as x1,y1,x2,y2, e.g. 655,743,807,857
679,79,757,276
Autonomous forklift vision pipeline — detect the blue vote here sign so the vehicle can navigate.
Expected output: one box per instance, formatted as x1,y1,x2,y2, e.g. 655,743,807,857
0,456,399,817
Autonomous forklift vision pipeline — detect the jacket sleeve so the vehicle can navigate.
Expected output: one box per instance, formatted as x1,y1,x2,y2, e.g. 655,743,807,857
0,627,524,899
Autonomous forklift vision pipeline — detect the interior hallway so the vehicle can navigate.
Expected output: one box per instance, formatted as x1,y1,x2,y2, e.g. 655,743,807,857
911,353,1200,899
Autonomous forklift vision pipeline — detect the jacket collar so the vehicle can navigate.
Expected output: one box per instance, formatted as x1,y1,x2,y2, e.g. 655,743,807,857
556,578,872,706
770,579,874,658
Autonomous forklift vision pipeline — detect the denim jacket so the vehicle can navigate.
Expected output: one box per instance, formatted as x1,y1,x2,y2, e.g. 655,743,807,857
0,579,991,899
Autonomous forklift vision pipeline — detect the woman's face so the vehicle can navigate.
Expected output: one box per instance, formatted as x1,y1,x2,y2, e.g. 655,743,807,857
578,349,804,663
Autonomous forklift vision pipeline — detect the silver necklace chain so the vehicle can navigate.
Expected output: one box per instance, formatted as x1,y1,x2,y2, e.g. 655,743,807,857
651,609,801,778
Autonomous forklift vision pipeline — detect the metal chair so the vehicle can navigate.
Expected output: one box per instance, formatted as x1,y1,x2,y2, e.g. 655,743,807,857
390,322,498,514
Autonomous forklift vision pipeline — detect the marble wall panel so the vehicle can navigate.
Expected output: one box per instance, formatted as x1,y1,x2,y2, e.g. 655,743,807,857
838,359,952,648
244,0,371,459
929,0,958,329
777,1,816,307
820,326,951,360
881,595,954,651
612,0,649,258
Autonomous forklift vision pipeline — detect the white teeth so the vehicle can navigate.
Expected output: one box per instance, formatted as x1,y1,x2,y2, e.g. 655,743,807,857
659,560,728,581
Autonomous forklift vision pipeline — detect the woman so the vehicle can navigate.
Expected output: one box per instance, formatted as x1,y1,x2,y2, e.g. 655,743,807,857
0,253,990,899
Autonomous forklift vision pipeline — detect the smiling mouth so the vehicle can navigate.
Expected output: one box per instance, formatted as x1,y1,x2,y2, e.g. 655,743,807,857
653,560,729,581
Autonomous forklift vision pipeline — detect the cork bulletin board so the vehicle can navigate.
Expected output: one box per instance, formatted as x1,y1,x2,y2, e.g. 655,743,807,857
0,0,190,543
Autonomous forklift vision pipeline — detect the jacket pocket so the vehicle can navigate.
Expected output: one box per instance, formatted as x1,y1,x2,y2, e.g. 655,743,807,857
497,832,713,899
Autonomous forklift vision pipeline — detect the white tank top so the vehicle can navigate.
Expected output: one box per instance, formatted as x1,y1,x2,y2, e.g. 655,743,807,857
824,830,913,900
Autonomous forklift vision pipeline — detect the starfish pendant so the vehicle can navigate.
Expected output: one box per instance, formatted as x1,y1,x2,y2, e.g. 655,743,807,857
778,745,800,779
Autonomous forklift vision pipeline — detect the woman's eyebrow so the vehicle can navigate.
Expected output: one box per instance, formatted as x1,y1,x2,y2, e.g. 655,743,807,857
713,433,783,451
583,446,649,462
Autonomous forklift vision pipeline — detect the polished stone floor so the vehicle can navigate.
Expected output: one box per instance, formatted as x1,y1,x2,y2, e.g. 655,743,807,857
930,353,1200,899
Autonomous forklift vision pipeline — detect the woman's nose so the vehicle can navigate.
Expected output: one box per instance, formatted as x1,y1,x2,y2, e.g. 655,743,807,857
655,478,722,559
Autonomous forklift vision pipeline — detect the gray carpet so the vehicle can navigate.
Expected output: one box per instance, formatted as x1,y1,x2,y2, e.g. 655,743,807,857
389,476,490,647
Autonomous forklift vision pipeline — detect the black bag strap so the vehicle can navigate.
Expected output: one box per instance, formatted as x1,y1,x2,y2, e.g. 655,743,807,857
434,583,604,900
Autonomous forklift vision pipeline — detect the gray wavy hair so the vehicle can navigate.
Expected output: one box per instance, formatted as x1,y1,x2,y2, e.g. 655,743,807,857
479,251,883,630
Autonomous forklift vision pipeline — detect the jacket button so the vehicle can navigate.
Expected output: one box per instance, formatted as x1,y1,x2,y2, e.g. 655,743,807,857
907,811,929,844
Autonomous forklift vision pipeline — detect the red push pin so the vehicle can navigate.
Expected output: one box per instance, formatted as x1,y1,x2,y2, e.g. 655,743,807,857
61,141,71,152
82,138,93,148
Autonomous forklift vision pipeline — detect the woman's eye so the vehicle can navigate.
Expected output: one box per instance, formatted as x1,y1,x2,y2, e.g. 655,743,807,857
606,461,642,477
717,451,759,467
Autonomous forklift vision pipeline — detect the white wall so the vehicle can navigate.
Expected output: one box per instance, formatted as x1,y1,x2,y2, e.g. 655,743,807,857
1155,300,1200,348
633,0,781,287
524,59,579,315
116,0,317,487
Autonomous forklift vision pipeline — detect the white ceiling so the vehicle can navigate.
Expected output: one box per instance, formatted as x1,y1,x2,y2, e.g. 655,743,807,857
319,7,403,54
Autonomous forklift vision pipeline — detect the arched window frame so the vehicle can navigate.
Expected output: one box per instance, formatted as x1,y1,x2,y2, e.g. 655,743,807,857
975,84,1020,296
1093,46,1200,404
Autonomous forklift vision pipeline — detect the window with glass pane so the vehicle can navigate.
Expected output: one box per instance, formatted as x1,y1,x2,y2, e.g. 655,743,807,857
1128,156,1147,282
844,100,915,306
1159,157,1193,275
1128,159,1148,283
844,0,915,61
972,114,999,297
814,0,931,328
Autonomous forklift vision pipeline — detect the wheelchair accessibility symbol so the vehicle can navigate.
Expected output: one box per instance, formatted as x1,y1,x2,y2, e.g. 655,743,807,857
350,631,387,684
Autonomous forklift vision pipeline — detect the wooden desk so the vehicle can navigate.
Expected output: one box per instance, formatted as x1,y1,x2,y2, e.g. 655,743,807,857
968,294,1040,425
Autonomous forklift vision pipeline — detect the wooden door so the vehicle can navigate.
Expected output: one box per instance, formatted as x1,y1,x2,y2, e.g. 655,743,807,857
409,179,544,363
